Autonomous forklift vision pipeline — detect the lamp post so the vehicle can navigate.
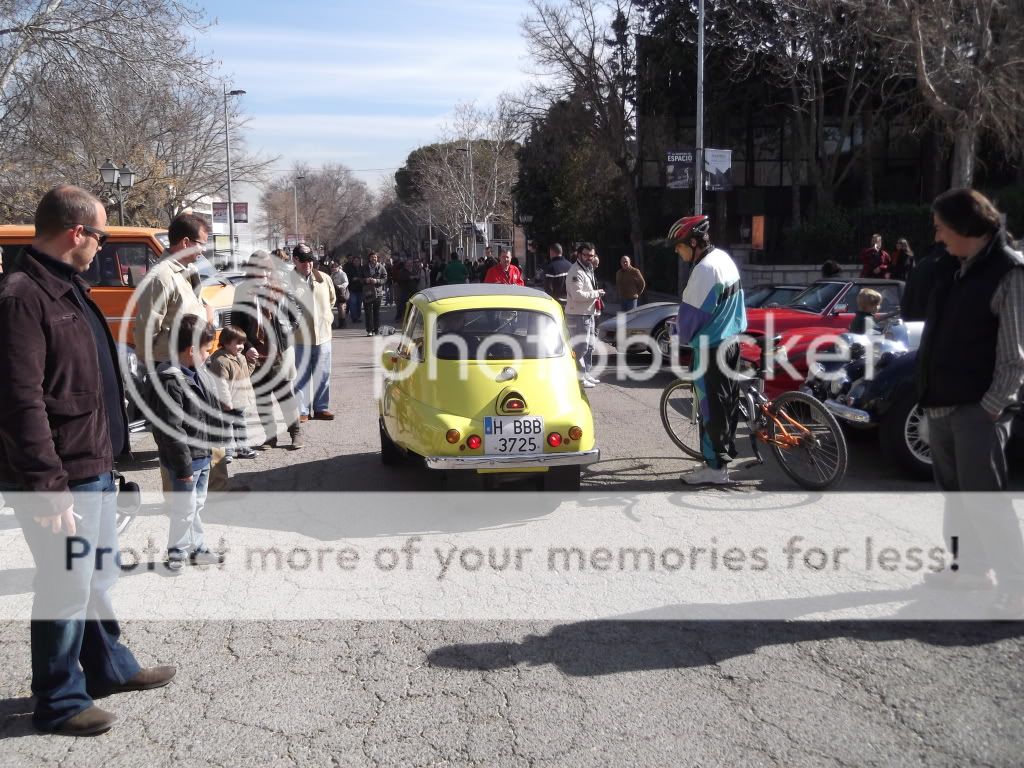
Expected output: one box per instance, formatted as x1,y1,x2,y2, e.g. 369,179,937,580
293,175,305,246
456,143,475,259
223,85,246,269
98,159,136,225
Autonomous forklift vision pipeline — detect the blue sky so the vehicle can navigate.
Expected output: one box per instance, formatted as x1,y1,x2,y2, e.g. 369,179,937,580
201,0,534,190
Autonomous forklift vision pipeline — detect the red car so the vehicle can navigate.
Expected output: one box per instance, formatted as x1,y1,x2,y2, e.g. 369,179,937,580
742,279,904,397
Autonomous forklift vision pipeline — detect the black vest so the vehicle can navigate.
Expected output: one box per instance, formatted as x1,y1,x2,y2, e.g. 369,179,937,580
917,231,1023,407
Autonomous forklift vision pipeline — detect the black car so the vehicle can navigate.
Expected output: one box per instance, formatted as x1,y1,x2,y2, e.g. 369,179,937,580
806,327,1022,481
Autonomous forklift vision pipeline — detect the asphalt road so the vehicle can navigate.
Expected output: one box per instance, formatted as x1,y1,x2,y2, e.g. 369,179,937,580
1,324,1021,766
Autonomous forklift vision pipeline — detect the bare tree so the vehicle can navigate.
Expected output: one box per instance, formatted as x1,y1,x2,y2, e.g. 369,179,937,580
1,0,209,112
726,0,902,213
522,0,645,265
852,0,1024,187
258,165,377,252
0,62,275,224
400,100,520,250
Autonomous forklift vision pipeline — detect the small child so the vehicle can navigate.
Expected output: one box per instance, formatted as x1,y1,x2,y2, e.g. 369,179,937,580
849,288,882,334
147,314,224,571
207,325,257,460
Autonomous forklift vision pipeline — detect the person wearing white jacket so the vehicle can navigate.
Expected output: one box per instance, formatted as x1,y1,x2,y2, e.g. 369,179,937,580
565,243,605,388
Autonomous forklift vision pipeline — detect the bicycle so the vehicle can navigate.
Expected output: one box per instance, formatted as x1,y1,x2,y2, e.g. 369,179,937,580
659,337,848,490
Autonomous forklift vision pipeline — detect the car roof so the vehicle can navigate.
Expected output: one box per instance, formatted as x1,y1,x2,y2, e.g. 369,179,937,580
0,224,167,238
418,284,551,302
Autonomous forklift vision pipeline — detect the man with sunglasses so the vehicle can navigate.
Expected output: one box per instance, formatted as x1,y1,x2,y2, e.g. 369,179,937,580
0,185,175,736
132,212,212,365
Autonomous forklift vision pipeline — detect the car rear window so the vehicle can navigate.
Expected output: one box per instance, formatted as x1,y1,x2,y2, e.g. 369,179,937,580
434,309,564,360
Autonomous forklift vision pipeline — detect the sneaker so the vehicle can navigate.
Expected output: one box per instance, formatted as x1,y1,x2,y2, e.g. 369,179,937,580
366,331,374,336
581,378,597,389
235,449,257,459
224,454,233,464
679,465,730,485
191,548,225,566
165,550,186,573
585,374,601,384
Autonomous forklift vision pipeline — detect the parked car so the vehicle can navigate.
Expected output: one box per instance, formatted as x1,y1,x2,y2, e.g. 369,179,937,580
597,301,678,361
743,278,904,397
802,321,931,479
378,284,600,489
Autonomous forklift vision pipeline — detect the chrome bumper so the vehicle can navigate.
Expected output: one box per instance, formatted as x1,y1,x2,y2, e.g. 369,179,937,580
824,399,872,425
426,449,600,471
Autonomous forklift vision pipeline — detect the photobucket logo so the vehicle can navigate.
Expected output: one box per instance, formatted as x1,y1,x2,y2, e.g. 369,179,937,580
369,309,882,392
120,255,316,451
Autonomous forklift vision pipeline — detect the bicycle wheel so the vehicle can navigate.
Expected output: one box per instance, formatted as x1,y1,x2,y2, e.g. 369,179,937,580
660,379,704,459
767,390,848,490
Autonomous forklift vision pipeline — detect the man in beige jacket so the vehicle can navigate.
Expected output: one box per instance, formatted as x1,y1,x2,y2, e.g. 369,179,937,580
291,244,337,420
133,213,211,363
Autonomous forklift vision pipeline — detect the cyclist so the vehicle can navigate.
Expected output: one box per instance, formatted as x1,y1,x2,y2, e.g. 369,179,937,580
668,215,747,485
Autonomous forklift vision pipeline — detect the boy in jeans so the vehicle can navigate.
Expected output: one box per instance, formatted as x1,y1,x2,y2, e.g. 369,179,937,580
147,314,224,572
207,325,257,460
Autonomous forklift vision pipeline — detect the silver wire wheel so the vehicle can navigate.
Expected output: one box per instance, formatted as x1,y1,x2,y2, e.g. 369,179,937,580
659,379,704,460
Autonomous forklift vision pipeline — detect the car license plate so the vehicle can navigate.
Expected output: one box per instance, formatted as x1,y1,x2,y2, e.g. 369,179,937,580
483,416,545,455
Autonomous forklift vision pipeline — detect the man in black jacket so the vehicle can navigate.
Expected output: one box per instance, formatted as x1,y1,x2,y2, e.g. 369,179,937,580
917,188,1024,614
0,185,174,736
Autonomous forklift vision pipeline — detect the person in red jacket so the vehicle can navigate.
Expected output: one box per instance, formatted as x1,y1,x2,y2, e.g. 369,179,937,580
859,233,891,278
483,247,524,285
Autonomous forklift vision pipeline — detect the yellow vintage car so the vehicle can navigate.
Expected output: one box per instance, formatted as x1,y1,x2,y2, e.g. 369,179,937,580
378,284,599,490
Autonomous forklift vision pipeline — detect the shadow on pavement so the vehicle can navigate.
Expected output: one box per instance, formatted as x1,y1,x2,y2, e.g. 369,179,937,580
428,600,1024,677
0,697,35,740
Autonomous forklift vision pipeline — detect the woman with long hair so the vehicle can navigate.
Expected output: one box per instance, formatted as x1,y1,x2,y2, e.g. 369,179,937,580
890,238,915,280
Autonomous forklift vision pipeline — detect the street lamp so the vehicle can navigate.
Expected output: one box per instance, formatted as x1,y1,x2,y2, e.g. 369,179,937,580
293,175,305,246
98,159,136,225
224,85,246,269
456,143,475,259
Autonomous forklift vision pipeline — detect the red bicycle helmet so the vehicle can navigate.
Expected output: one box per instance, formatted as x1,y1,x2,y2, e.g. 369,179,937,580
666,214,710,243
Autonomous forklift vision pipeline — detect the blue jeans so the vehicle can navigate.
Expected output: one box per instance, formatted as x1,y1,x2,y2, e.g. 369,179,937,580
347,291,363,321
166,464,211,554
620,298,638,312
567,314,595,374
294,341,332,416
4,472,141,729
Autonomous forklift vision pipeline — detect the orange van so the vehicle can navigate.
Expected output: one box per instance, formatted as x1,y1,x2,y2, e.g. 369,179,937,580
0,225,235,348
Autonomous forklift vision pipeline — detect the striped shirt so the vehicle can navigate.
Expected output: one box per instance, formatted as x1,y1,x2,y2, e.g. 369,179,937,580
926,258,1024,419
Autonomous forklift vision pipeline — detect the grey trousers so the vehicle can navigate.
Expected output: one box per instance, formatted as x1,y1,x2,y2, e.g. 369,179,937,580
928,404,1024,587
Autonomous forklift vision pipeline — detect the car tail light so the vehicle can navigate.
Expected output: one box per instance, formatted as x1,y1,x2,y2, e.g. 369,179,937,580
505,399,525,411
547,432,562,447
446,429,461,444
466,435,481,449
568,426,583,441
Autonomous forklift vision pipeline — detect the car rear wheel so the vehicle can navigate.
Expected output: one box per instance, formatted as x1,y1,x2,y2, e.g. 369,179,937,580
880,392,932,480
379,419,404,465
545,465,581,491
653,321,672,363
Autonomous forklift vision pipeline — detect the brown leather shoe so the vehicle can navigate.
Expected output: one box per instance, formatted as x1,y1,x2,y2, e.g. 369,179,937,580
299,415,309,423
109,665,177,693
38,706,117,736
313,411,335,420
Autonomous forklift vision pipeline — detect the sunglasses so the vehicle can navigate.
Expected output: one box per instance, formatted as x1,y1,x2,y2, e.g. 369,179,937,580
81,225,109,247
